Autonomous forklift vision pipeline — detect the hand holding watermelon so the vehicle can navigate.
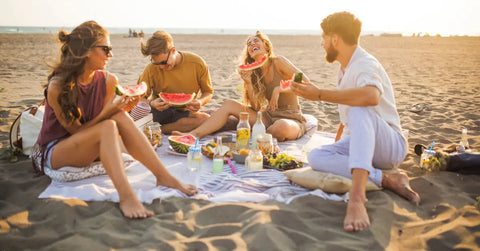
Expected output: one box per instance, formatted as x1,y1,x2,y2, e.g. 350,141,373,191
185,99,201,112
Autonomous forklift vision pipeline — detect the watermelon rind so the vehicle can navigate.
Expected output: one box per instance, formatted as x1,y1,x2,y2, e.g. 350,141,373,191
159,92,195,106
237,55,268,71
115,82,147,96
168,135,196,154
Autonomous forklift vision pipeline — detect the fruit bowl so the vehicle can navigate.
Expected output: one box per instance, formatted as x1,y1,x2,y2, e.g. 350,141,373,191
232,149,249,164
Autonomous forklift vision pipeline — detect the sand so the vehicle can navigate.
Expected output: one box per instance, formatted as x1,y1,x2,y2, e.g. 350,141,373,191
0,33,479,250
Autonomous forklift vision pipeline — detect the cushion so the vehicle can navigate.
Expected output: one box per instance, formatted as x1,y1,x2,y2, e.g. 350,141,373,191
283,167,381,194
43,153,137,182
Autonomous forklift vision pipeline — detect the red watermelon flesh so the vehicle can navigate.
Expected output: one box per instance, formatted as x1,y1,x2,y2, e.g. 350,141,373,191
159,92,195,105
237,55,267,71
115,81,147,96
280,80,291,90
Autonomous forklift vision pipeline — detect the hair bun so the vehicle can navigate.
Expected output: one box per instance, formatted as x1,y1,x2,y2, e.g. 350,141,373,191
58,30,71,43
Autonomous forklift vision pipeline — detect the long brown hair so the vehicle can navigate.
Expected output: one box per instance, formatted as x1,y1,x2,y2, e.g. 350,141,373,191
47,20,108,123
241,31,273,111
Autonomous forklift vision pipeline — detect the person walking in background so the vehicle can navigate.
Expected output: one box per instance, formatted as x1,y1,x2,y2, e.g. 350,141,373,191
35,21,197,219
174,31,307,141
138,30,213,134
290,12,420,232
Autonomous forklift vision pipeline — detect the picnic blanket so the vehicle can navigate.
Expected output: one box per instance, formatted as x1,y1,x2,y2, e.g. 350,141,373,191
39,124,348,204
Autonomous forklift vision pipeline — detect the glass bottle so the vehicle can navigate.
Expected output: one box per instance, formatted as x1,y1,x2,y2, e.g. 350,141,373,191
272,138,280,154
457,127,470,153
251,111,266,149
236,112,251,150
245,144,263,171
212,136,224,173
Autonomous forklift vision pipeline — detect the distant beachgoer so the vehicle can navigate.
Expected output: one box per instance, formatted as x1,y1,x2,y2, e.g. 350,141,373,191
139,30,144,38
35,21,197,219
129,28,133,37
290,12,420,232
174,31,307,141
138,30,213,134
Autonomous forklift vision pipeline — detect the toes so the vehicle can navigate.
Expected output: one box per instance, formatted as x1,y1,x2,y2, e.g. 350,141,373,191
344,223,354,232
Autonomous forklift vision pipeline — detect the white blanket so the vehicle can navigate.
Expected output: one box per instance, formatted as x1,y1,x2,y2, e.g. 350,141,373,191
39,129,347,204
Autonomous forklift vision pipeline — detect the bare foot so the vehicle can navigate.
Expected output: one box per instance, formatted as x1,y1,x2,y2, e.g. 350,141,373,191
171,130,183,136
382,172,421,205
344,200,370,232
157,177,198,196
119,197,154,219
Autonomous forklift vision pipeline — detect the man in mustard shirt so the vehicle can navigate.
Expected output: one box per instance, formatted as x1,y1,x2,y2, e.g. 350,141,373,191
138,30,213,133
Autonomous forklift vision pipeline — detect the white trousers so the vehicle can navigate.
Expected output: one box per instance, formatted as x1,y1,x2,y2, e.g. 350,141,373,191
308,107,407,186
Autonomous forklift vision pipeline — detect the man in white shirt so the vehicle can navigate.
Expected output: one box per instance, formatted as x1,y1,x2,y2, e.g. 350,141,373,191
291,11,420,232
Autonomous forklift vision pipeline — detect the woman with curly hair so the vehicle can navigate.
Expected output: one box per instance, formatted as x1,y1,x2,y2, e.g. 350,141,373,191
36,21,197,218
175,31,307,141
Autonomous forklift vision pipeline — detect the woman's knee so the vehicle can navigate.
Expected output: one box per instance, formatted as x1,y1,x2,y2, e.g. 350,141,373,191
98,119,119,135
267,120,298,141
111,110,131,122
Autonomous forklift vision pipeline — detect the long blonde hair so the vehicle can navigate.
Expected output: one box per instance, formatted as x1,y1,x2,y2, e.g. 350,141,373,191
241,31,273,111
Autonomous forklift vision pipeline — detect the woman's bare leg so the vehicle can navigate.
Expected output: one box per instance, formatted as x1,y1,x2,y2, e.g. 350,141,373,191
175,99,256,138
110,111,197,196
51,120,153,219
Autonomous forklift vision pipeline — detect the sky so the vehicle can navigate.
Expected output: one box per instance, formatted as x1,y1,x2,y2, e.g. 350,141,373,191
1,0,479,36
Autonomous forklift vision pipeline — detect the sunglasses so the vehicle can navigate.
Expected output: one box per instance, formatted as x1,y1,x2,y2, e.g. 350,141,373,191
95,45,113,56
151,49,171,65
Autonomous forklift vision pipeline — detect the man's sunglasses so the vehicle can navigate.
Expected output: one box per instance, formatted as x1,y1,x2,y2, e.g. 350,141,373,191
95,45,113,56
151,49,171,65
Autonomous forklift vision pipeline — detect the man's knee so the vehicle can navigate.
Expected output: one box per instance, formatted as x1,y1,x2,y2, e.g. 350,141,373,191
307,147,336,171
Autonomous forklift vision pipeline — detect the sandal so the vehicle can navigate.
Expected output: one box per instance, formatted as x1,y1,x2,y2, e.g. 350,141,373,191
406,104,429,113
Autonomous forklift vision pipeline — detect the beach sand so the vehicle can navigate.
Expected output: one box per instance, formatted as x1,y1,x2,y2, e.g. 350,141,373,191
0,33,479,250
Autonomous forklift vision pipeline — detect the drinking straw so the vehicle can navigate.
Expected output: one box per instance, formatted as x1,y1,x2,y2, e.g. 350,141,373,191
429,141,435,151
226,157,237,174
194,137,198,148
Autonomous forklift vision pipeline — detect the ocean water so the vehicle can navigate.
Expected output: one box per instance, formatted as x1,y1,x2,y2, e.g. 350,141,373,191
0,26,321,35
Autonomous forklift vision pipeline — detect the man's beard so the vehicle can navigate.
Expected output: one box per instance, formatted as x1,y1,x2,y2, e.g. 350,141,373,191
325,46,338,63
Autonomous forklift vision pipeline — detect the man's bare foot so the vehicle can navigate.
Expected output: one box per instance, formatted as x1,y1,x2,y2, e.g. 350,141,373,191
119,197,154,219
171,131,183,136
344,200,370,232
157,177,198,196
382,172,421,205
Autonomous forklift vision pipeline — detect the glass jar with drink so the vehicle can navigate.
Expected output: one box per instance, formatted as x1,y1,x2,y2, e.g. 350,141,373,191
143,122,162,147
256,133,273,155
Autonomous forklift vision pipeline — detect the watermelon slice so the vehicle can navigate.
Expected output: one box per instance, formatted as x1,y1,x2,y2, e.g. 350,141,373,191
280,72,303,90
280,80,291,90
115,81,147,96
237,55,268,71
159,92,195,106
168,135,196,154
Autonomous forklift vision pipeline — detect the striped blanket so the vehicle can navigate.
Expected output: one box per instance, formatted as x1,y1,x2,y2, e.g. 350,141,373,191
39,130,348,204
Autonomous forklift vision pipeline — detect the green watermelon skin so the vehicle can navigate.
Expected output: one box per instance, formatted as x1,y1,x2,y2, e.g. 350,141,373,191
115,82,147,96
168,135,196,154
294,72,303,83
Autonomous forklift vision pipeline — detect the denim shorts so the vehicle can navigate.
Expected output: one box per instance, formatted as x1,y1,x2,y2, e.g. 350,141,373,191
43,140,59,170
